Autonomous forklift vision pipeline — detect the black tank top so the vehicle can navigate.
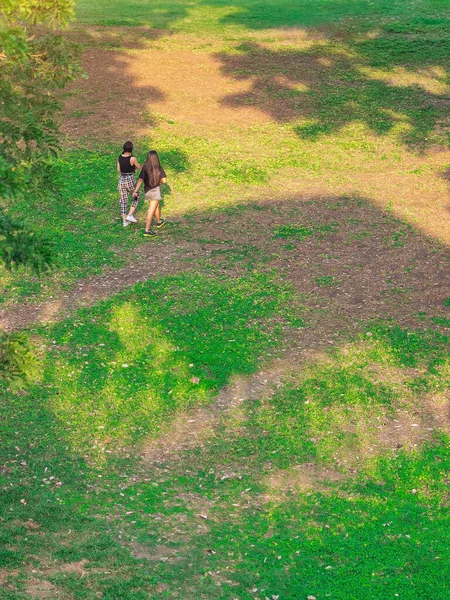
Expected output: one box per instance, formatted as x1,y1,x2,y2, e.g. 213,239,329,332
118,155,135,174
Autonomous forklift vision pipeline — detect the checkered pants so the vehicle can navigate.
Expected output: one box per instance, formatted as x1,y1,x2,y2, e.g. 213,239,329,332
118,174,139,214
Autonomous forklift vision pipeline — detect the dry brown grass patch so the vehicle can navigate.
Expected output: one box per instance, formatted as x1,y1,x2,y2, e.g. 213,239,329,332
263,463,348,502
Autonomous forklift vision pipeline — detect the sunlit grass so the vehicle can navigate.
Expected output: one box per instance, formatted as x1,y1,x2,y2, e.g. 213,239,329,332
25,269,300,462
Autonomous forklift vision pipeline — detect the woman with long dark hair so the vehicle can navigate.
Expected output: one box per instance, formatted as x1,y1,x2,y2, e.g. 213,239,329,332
133,150,167,237
117,140,141,227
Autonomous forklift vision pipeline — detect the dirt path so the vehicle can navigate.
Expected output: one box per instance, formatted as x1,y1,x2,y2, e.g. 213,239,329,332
2,196,450,335
0,240,199,332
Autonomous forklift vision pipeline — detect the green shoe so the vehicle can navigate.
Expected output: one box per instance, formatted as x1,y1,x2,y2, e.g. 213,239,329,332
143,230,157,237
156,219,166,229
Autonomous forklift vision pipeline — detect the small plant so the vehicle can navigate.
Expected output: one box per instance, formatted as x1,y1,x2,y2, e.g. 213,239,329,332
431,316,450,327
0,331,39,389
273,224,314,239
70,109,94,118
316,275,338,286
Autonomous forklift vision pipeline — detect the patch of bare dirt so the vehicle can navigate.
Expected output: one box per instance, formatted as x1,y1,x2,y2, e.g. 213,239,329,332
61,28,271,141
141,362,283,463
125,541,180,562
26,577,58,599
263,463,348,501
0,240,187,331
0,568,19,587
58,559,89,574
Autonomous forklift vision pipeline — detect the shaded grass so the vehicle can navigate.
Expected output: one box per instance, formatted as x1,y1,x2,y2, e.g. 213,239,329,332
0,266,301,596
108,323,449,598
161,440,450,599
218,32,450,149
226,323,450,469
74,1,450,150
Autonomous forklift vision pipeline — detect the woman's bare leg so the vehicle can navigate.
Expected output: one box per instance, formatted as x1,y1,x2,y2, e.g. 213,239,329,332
145,200,159,231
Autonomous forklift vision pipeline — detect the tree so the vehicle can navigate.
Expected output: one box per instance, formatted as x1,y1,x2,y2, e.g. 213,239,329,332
0,0,81,387
1,0,81,202
0,212,52,389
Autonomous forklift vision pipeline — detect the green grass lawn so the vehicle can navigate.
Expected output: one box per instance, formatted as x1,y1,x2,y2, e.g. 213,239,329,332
2,0,450,597
1,278,449,597
75,0,450,31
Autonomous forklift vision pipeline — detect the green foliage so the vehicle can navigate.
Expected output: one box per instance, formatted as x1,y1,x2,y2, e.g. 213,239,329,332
0,211,52,273
0,0,80,389
431,316,450,327
315,275,337,286
0,211,50,390
274,222,339,241
273,224,314,239
1,0,74,27
0,330,38,389
0,0,81,202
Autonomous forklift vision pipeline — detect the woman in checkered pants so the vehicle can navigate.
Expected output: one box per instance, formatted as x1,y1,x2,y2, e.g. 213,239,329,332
117,141,141,227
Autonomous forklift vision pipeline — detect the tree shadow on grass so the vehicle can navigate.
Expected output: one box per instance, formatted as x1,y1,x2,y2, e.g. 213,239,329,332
61,27,168,141
215,23,450,149
160,435,450,599
32,269,297,461
5,193,450,457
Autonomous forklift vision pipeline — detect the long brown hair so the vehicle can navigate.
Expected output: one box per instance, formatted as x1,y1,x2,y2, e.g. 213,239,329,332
142,150,162,188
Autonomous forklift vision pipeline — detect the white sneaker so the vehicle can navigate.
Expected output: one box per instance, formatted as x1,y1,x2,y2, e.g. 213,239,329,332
126,214,138,223
123,220,130,227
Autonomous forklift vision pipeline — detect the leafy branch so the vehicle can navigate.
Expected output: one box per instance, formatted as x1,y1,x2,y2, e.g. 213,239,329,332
0,0,80,389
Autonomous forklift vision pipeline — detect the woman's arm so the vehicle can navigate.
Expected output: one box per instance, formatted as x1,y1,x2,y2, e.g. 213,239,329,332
131,157,141,170
133,178,143,196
